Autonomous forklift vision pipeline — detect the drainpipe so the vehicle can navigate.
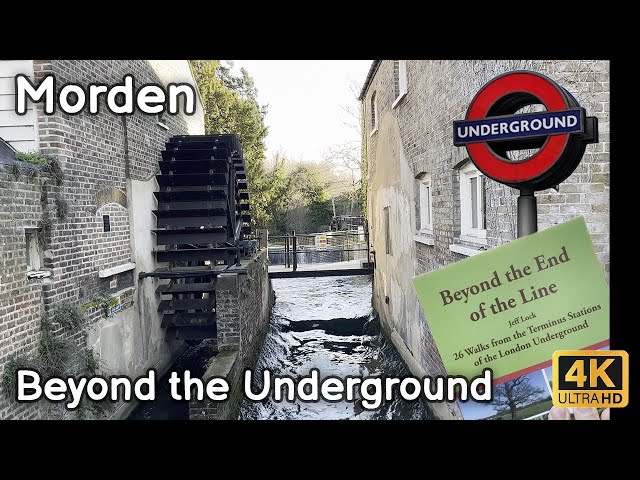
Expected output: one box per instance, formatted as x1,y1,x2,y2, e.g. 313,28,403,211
122,116,136,267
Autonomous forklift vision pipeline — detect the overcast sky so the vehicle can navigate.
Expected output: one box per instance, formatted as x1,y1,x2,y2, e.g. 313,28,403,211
232,60,372,164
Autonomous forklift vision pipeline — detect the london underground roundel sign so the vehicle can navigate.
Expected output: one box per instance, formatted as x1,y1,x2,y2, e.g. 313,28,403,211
453,71,598,191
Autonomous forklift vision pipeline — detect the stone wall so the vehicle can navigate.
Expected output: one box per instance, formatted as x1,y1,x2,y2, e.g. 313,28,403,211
189,250,273,420
362,60,609,419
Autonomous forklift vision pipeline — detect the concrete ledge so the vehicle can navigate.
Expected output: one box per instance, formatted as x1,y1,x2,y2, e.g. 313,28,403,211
26,270,52,279
203,349,239,381
414,234,435,246
190,349,242,420
99,262,136,278
216,272,238,292
448,243,482,257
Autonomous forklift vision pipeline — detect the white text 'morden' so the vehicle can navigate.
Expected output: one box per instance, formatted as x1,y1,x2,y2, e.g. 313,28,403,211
15,74,196,116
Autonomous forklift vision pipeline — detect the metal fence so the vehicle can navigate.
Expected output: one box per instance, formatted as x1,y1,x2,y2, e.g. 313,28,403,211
268,229,370,270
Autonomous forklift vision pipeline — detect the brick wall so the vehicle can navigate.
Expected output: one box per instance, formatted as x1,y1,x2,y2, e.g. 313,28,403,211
366,60,609,272
32,59,200,304
215,250,272,365
362,60,609,418
189,250,273,419
0,60,203,419
0,162,50,419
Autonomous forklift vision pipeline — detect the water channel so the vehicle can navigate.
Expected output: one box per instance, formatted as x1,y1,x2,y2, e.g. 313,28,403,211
130,275,431,420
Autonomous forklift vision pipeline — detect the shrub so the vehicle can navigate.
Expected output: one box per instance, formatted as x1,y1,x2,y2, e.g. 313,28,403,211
51,302,84,330
38,329,74,378
83,348,99,376
2,354,36,398
15,151,64,185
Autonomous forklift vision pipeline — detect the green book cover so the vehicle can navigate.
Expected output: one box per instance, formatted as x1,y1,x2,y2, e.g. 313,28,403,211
412,217,609,384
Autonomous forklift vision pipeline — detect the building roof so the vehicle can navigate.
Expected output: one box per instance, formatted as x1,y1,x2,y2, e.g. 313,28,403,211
0,137,17,163
358,61,381,101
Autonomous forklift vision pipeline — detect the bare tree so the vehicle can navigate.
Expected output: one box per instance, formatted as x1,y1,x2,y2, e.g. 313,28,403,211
324,143,361,189
489,376,545,420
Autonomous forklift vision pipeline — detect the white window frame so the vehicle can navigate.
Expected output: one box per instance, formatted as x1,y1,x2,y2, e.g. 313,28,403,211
370,91,378,136
392,60,408,109
418,175,433,235
459,162,487,243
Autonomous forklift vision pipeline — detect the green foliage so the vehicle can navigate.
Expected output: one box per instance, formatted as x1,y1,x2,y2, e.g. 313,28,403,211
83,348,99,376
262,156,334,234
38,217,53,247
288,163,333,232
16,151,50,166
7,164,20,180
15,151,63,185
190,60,270,229
2,316,78,399
38,329,74,378
47,159,64,186
263,154,291,234
189,60,359,234
1,314,104,418
80,294,116,313
360,102,368,220
2,354,36,398
55,194,69,220
52,301,84,330
75,398,105,420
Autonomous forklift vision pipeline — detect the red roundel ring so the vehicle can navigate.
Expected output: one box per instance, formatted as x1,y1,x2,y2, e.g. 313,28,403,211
465,71,570,185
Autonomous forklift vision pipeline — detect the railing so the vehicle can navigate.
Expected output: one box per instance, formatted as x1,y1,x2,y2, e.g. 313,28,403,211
268,228,371,272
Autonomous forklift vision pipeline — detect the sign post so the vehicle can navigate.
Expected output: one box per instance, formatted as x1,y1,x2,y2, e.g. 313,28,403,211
518,188,537,237
453,71,599,237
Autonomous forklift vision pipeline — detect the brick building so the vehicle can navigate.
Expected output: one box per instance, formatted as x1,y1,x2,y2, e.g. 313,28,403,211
359,60,609,419
0,60,204,419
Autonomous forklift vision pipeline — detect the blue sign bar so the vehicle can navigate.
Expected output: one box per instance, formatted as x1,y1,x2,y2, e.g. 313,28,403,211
453,108,583,146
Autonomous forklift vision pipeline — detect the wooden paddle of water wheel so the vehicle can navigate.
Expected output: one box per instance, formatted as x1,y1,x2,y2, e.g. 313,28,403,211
146,134,251,344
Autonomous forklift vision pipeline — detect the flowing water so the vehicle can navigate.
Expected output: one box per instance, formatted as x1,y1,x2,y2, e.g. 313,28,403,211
128,340,216,420
239,275,431,420
130,274,431,420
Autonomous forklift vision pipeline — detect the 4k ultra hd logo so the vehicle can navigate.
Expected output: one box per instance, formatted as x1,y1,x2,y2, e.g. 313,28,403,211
552,350,629,408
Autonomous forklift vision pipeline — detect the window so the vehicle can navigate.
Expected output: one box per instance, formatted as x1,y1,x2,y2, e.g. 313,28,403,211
459,162,486,241
383,206,392,255
392,60,408,108
25,229,42,271
370,91,378,135
418,175,433,234
103,215,111,232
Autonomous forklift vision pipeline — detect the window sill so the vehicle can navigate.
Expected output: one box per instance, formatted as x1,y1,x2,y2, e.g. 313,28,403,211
99,262,136,278
449,243,484,257
414,233,434,246
370,127,378,137
459,233,488,246
392,91,407,109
